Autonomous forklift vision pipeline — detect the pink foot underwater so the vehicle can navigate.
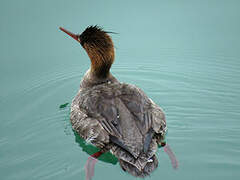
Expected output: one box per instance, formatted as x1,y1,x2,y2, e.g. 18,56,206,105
163,144,178,169
84,151,103,180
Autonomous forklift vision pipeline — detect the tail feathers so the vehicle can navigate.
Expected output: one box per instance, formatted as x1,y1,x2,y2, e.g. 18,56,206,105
119,155,158,177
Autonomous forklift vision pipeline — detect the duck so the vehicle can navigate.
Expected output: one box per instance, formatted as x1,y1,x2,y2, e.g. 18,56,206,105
60,25,167,177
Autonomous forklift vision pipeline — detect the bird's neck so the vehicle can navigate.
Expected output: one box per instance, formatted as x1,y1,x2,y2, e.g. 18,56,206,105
80,69,119,88
84,46,115,78
90,58,112,78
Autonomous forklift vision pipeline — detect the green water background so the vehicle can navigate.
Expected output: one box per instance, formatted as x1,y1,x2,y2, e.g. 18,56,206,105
1,0,240,179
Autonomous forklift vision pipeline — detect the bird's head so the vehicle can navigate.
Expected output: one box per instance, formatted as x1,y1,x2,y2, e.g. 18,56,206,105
60,25,115,78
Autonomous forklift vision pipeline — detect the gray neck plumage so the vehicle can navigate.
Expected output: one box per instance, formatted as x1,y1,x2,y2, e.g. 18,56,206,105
80,69,119,89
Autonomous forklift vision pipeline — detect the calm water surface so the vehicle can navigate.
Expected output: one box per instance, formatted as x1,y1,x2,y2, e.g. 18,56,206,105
1,0,240,180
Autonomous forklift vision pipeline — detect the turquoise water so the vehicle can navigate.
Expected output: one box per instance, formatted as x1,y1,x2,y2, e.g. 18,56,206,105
1,0,240,179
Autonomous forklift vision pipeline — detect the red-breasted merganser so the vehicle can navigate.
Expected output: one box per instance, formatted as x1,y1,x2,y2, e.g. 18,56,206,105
60,26,168,177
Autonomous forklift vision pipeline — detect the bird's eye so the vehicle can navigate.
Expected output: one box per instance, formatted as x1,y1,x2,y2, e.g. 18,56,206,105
78,36,81,42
